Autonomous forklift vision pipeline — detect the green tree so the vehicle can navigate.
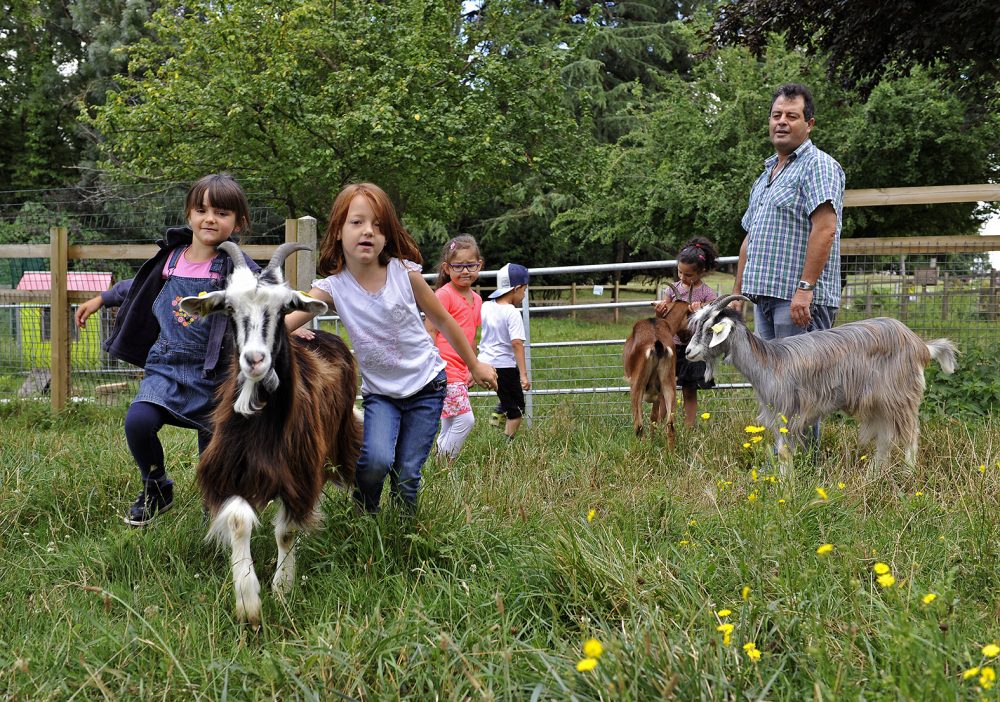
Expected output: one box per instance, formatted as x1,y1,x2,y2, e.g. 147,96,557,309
88,0,578,241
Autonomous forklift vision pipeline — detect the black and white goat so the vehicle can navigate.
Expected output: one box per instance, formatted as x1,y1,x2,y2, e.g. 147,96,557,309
685,295,956,465
179,242,361,629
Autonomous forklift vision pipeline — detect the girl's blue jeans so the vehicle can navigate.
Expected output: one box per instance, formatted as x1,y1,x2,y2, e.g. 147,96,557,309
354,371,446,513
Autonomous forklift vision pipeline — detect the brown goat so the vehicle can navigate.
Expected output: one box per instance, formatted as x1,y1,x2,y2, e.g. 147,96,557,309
179,242,360,629
623,286,690,443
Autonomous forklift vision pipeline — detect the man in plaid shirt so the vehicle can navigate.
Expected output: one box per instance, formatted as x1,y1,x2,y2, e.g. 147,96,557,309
733,83,845,339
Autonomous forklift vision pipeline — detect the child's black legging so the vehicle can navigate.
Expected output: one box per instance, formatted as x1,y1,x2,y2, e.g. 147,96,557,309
124,401,210,485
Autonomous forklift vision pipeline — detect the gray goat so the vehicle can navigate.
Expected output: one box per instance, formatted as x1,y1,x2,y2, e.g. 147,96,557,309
685,295,957,465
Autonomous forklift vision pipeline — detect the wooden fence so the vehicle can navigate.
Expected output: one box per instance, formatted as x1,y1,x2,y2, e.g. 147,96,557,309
1,185,999,412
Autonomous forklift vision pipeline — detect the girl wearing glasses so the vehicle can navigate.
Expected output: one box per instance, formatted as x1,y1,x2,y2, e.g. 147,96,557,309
426,234,485,462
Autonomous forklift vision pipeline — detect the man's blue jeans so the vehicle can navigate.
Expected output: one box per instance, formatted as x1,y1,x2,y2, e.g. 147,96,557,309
752,296,837,450
354,371,447,513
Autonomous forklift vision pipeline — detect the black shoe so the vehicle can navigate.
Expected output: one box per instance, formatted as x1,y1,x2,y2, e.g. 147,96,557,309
125,482,174,527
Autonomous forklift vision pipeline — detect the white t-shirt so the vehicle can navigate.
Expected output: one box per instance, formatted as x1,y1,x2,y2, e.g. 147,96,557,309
477,300,525,369
313,258,444,398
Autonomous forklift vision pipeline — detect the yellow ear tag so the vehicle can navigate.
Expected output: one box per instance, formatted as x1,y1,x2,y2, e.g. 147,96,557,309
711,323,725,334
197,291,208,297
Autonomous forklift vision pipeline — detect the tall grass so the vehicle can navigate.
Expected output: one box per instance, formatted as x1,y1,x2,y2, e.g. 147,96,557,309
2,399,998,700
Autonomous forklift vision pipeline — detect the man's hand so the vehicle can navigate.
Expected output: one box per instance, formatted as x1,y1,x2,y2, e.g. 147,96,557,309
790,288,813,327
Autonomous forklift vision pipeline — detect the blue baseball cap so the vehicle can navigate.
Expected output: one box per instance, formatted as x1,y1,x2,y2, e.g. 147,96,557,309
489,263,530,299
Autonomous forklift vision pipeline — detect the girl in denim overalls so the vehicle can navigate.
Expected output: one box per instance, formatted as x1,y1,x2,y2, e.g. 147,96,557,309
286,183,498,513
75,174,258,526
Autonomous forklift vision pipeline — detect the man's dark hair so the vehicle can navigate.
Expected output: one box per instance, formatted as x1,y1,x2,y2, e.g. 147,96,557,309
771,83,814,121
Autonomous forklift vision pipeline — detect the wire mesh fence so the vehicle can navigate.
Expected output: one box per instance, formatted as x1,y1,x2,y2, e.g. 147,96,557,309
0,182,997,423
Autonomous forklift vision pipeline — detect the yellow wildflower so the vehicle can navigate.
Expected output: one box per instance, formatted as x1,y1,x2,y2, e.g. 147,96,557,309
860,455,868,461
583,638,603,659
816,543,834,556
717,609,732,618
816,487,828,500
777,499,786,505
981,666,996,689
678,539,689,546
689,519,697,526
915,491,924,497
747,647,761,661
877,573,896,588
587,509,596,522
742,442,752,449
963,667,981,680
751,435,764,444
980,464,987,473
751,469,758,481
741,586,750,601
701,412,711,420
576,657,598,672
743,642,757,651
745,425,766,434
838,482,846,489
983,644,1000,658
922,593,937,605
873,562,890,575
716,623,734,634
413,113,422,121
747,492,758,503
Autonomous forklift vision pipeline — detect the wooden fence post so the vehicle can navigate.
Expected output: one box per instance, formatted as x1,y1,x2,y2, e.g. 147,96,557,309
50,226,70,412
284,216,317,291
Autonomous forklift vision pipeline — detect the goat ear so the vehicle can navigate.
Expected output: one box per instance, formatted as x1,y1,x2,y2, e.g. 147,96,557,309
708,318,734,348
289,290,329,317
178,291,227,318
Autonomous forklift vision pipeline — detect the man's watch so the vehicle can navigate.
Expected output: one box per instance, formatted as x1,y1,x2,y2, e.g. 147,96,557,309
797,280,816,291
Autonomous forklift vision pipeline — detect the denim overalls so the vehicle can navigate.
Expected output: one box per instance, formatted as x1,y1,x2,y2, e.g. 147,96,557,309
131,247,224,432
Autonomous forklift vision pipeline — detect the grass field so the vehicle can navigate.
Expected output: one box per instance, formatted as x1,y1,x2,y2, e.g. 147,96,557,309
2,396,1000,700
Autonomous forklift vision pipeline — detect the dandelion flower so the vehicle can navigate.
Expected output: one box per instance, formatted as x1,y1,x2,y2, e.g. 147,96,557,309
689,519,697,526
838,482,846,489
745,425,766,434
751,435,764,444
717,609,732,618
742,442,752,449
963,667,981,680
779,427,789,434
816,487,828,500
716,623,734,634
876,573,896,588
747,492,758,503
979,464,987,473
816,543,834,556
873,562,890,575
701,412,711,420
576,657,598,672
983,644,1000,658
922,593,937,605
751,469,758,481
587,509,596,522
741,586,750,601
981,666,996,689
583,638,603,659
743,642,757,652
747,648,761,661
915,491,924,497
678,539,690,546
777,499,786,505
860,455,868,461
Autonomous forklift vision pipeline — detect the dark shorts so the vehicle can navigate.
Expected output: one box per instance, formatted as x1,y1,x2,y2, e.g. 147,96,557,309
675,344,715,390
494,367,525,419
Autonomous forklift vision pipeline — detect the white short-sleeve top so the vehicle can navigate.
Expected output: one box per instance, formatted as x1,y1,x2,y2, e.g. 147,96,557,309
313,258,444,398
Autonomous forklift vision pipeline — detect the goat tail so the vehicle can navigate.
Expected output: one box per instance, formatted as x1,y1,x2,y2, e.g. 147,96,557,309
927,339,958,375
207,496,259,548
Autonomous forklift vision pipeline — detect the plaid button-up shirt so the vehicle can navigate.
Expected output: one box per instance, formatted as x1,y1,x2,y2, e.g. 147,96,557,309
740,139,845,308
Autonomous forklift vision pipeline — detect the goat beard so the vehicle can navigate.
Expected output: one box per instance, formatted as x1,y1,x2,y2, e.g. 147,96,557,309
233,368,280,416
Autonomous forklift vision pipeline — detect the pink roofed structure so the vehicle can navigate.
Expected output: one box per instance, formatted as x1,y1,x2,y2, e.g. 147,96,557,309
16,271,112,292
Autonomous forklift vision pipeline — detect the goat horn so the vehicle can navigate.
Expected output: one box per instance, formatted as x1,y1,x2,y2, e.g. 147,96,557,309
217,241,248,269
713,294,752,309
664,282,680,300
267,242,311,272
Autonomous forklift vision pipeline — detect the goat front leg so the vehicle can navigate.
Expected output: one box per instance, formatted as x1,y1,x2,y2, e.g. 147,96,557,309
273,502,303,597
209,497,262,629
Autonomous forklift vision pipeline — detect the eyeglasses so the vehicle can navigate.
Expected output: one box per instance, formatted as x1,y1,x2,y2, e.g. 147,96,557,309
448,262,482,272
